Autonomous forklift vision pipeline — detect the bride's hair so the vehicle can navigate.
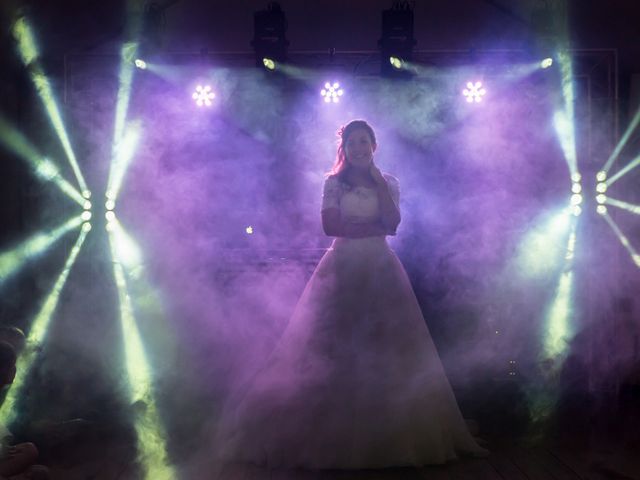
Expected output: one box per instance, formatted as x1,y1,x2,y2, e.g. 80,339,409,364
329,120,377,177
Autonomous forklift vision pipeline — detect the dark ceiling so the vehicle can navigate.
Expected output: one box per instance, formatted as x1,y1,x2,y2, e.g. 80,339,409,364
1,1,639,66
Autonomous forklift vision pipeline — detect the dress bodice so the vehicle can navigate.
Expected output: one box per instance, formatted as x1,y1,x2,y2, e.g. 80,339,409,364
321,174,400,223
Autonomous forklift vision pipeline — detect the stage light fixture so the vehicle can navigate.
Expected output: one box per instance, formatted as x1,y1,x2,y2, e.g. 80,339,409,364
597,205,607,215
571,205,582,217
462,81,486,103
320,82,344,104
106,211,116,222
82,190,91,199
192,85,215,107
134,59,147,70
245,226,254,235
389,56,403,69
81,211,92,222
596,182,607,193
540,57,553,69
596,171,607,182
251,3,289,67
106,199,116,211
571,172,581,183
570,194,583,206
262,58,276,70
571,183,582,194
378,2,416,77
83,201,91,210
596,194,607,204
82,222,92,232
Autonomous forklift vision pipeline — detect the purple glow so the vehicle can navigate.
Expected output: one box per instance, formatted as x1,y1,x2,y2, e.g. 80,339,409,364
192,85,216,107
462,81,486,103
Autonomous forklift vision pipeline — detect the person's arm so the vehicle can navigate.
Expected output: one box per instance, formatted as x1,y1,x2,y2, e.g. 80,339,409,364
370,168,401,234
322,209,388,238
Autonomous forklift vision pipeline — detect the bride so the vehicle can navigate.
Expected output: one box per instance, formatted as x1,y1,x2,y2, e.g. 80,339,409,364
215,119,487,469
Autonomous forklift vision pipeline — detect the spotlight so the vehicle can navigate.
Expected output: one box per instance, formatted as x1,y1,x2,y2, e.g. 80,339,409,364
105,199,116,211
540,57,553,69
571,183,582,194
82,190,92,199
597,205,607,215
378,3,416,77
320,82,344,104
262,58,276,70
106,211,116,222
82,222,92,232
106,189,115,200
596,182,607,193
245,226,254,235
134,59,147,70
571,172,582,182
571,205,582,216
81,211,92,221
462,81,486,103
192,85,215,107
83,200,92,210
389,56,403,69
570,194,583,205
596,171,607,182
596,194,607,204
251,3,289,67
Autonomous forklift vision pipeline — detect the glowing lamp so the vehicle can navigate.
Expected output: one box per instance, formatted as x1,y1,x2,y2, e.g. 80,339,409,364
541,58,553,69
320,82,344,104
262,58,276,70
192,85,216,107
462,81,486,103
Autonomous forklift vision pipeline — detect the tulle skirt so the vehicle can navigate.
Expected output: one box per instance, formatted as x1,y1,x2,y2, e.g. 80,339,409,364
215,236,487,469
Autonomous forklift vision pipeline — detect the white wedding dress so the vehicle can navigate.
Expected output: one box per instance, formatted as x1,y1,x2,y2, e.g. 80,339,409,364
215,174,487,469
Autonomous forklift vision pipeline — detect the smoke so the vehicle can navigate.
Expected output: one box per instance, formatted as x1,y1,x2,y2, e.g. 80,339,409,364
7,48,639,474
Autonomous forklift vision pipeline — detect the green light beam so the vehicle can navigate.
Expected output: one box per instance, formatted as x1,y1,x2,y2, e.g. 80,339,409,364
112,41,139,149
554,49,577,176
106,121,142,201
606,154,640,187
605,197,640,215
0,226,89,424
11,17,88,193
542,223,577,361
0,116,85,206
0,216,83,286
602,105,640,173
108,229,175,480
602,213,640,268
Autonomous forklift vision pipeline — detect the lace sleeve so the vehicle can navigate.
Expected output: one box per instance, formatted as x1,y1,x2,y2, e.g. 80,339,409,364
384,174,400,207
321,176,341,211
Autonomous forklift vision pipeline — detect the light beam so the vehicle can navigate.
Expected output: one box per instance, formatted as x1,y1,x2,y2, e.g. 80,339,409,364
0,116,85,206
604,197,640,215
606,154,640,187
11,17,88,193
602,105,640,173
0,216,83,286
0,226,89,424
601,213,640,268
108,229,175,480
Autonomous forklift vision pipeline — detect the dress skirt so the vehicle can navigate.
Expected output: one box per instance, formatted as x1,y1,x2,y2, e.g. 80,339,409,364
215,236,487,469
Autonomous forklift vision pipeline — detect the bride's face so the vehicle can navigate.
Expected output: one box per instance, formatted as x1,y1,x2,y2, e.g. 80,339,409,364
345,129,376,168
